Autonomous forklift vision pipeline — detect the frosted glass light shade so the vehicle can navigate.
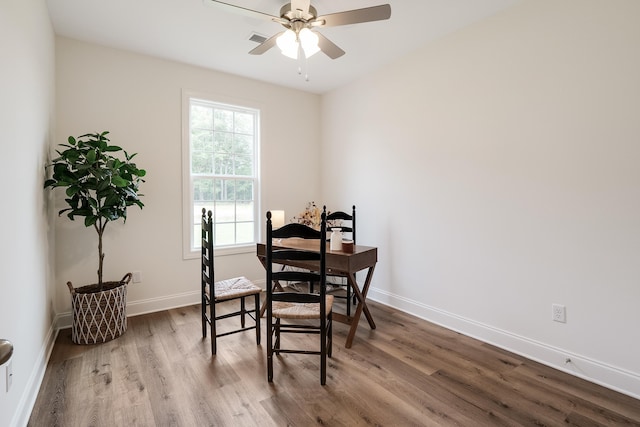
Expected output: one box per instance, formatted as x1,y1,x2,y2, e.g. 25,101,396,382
299,28,320,58
276,30,299,59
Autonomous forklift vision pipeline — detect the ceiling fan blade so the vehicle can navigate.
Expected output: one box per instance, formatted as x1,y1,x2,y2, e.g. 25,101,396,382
316,33,345,59
248,32,283,55
204,0,278,22
291,0,311,15
315,4,391,27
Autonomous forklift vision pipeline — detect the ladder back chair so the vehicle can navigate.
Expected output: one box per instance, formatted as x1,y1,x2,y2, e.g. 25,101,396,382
327,205,356,315
265,209,333,385
201,208,261,355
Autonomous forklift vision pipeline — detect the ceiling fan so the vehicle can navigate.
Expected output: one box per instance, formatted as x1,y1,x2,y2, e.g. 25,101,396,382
206,0,391,60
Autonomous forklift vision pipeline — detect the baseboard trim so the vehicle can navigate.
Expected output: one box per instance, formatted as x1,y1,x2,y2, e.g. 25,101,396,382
11,323,58,427
368,287,640,400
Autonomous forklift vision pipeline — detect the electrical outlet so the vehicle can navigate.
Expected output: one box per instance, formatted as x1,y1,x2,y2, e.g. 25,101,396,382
6,360,12,392
552,304,566,323
132,271,142,283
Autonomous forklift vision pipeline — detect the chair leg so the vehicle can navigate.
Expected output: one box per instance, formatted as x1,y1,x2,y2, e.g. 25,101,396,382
201,291,207,338
274,319,281,352
241,297,246,328
267,315,274,382
210,298,217,355
254,293,261,345
328,312,333,358
320,318,327,385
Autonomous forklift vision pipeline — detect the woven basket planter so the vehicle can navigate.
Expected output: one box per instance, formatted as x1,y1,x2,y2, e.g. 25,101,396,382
67,273,131,345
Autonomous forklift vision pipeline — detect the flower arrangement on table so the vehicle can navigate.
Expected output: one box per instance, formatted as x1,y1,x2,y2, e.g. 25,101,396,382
292,201,336,230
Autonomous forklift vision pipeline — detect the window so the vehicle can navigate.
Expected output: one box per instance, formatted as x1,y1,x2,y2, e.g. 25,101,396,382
182,92,260,257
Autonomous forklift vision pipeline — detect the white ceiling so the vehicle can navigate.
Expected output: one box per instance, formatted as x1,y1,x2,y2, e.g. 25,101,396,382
46,0,521,94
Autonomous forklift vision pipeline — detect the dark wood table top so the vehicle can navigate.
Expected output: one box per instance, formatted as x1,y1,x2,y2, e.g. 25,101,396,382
256,239,377,275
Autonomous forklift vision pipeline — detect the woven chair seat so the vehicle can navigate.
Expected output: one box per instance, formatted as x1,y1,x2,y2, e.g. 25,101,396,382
212,277,261,302
272,295,334,319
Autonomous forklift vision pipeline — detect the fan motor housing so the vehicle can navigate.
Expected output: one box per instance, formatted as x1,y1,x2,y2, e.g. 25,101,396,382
280,4,317,22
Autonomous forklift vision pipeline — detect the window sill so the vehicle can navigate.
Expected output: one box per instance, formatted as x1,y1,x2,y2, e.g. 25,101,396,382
184,243,256,260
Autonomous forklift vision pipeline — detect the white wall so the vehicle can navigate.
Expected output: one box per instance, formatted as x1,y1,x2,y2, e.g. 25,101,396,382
321,0,640,397
0,1,56,426
54,38,321,320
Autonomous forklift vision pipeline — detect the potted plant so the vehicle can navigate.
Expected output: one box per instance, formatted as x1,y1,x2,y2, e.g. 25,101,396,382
44,131,146,344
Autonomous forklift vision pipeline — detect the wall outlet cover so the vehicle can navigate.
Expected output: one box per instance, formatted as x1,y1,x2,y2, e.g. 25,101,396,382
132,271,142,283
552,304,566,323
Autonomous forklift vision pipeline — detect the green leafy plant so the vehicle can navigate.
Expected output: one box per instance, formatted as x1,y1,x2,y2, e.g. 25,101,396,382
44,131,146,287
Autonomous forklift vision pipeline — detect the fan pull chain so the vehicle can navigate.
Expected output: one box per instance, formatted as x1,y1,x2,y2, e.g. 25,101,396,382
297,43,303,76
304,53,310,81
297,45,310,82
297,65,309,81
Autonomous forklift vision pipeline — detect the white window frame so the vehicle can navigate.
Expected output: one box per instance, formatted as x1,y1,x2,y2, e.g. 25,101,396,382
182,90,261,259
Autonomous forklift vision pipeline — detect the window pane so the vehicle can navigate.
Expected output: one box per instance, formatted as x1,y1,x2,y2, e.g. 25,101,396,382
214,153,234,175
191,105,213,129
214,179,236,202
234,112,254,134
214,131,234,152
214,109,233,131
237,200,253,221
192,129,213,151
236,180,253,202
215,223,235,245
235,155,253,176
193,179,214,202
213,179,222,200
234,134,253,155
192,151,213,174
236,222,254,244
215,200,235,222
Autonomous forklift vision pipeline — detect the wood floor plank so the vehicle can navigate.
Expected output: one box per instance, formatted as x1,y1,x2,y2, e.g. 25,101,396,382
346,338,514,426
511,362,640,424
28,355,82,426
136,340,201,426
28,299,640,426
433,365,572,426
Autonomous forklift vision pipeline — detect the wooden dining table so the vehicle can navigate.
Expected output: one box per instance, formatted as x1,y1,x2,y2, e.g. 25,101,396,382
256,239,378,348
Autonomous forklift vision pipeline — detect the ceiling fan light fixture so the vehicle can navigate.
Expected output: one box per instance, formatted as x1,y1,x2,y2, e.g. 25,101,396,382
276,27,319,60
276,29,299,59
299,28,320,58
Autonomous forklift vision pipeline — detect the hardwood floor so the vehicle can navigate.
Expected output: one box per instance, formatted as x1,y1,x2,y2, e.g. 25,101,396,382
29,298,640,426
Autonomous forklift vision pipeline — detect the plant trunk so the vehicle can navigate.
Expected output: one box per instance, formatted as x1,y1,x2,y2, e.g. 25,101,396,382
96,219,106,288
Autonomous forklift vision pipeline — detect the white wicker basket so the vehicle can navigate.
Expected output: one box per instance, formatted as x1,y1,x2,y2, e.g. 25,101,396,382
67,273,131,345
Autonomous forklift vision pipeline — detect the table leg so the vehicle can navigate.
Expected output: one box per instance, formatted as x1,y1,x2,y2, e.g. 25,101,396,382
346,272,375,328
344,265,376,348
